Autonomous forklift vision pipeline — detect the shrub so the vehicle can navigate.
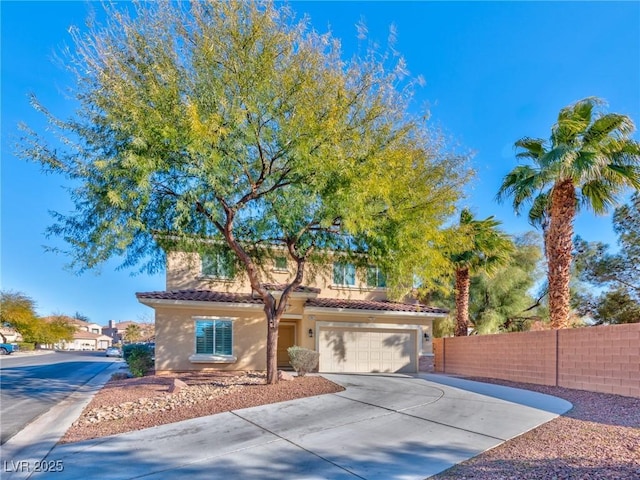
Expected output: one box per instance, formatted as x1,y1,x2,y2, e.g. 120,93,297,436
287,346,319,377
110,371,130,381
17,342,35,351
124,344,154,377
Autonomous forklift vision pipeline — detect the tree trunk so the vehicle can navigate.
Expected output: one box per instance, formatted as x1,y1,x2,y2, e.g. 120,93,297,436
265,310,279,385
547,179,576,329
455,266,470,336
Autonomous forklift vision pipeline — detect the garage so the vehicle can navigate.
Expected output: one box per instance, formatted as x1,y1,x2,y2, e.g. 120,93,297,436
318,326,417,373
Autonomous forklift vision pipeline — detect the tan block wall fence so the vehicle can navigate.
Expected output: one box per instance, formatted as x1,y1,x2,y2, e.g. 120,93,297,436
433,323,640,398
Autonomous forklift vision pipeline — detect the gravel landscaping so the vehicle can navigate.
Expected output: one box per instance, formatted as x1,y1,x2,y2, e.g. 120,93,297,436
431,377,640,480
60,371,343,444
61,370,639,480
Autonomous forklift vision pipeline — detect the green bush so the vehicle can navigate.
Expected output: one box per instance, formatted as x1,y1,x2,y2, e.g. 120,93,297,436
124,345,154,377
122,343,153,360
287,346,319,377
17,342,35,351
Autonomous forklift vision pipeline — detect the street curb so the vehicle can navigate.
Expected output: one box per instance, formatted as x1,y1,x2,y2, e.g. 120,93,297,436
5,350,56,358
0,361,124,480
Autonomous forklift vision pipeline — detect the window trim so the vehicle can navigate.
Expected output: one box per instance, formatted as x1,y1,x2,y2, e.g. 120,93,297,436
189,317,236,364
366,265,387,288
272,255,289,272
332,261,356,287
200,251,235,280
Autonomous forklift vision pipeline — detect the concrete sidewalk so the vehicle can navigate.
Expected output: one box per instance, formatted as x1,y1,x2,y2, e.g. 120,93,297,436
1,362,123,480
17,373,571,480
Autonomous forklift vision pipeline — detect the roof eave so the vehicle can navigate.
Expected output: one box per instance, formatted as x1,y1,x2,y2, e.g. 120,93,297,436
137,298,264,310
304,306,448,318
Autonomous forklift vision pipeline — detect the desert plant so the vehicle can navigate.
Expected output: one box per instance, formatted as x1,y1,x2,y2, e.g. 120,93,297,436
124,344,154,377
287,346,319,377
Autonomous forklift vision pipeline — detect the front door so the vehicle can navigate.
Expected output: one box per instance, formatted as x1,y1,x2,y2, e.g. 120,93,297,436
277,324,296,368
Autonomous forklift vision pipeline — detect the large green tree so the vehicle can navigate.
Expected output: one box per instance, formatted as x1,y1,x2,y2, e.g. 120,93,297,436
573,192,640,324
497,97,640,329
1,291,40,342
449,209,514,336
0,292,75,346
19,1,468,383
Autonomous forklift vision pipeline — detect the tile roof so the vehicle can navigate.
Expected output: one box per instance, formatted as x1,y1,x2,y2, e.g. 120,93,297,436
137,289,448,314
305,298,448,314
136,290,264,305
260,284,321,294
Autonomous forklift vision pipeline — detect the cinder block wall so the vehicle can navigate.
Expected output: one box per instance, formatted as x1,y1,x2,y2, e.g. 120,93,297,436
558,324,640,397
434,323,640,398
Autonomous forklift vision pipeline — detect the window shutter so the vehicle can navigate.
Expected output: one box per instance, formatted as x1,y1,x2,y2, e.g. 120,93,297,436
214,321,233,356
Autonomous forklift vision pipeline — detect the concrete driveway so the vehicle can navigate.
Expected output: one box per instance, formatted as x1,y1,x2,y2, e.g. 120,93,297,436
23,373,571,480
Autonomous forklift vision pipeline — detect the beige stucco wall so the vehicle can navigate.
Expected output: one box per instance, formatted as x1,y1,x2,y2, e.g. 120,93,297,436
150,297,437,373
154,304,269,373
166,251,392,301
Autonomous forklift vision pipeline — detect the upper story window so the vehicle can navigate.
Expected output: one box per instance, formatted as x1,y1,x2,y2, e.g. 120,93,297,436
333,262,356,286
274,256,288,271
366,266,387,288
201,251,235,279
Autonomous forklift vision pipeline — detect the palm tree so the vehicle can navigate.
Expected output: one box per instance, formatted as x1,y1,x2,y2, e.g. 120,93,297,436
497,97,640,329
124,324,142,344
451,209,514,336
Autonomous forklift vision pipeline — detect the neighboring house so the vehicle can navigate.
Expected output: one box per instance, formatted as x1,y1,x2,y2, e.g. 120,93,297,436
0,326,22,343
138,250,447,375
65,331,113,351
102,320,155,344
42,316,112,351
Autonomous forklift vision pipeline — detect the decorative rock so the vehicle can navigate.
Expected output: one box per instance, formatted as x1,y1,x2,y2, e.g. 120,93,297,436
168,378,189,393
278,370,294,381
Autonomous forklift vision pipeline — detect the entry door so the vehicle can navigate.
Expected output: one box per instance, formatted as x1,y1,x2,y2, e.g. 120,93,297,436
277,324,296,367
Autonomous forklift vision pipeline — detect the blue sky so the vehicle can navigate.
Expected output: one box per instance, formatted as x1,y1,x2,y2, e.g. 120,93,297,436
2,1,639,325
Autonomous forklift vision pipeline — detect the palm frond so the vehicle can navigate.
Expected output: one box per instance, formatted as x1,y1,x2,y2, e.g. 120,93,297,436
552,97,603,146
450,209,514,275
606,164,640,189
495,165,545,214
514,137,546,161
528,192,549,230
583,114,635,146
581,181,619,215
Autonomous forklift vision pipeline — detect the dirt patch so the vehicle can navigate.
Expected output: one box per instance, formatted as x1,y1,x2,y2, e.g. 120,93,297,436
61,371,343,444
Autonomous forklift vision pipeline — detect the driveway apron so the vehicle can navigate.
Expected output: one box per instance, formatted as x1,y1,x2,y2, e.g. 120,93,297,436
26,374,571,480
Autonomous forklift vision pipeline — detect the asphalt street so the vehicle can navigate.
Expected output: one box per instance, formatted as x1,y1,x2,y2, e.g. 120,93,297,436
0,351,121,444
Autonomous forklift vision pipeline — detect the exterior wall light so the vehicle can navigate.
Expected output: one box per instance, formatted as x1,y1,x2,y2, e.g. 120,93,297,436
423,332,430,341
308,328,314,338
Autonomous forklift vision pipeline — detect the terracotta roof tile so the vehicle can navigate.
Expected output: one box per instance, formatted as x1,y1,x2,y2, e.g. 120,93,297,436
136,290,263,304
261,283,321,294
306,298,448,314
137,289,447,314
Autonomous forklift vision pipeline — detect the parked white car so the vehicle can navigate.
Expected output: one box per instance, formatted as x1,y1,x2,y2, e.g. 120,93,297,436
105,347,122,358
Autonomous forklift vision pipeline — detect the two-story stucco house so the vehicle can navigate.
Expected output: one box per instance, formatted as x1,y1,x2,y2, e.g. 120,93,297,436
137,250,447,375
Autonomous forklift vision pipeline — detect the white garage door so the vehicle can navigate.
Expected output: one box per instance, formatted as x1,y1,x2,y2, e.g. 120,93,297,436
318,327,417,373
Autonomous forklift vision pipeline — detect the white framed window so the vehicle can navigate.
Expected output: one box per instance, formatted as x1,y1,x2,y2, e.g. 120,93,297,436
274,255,288,271
366,265,387,288
194,319,233,356
333,262,356,286
201,251,235,279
